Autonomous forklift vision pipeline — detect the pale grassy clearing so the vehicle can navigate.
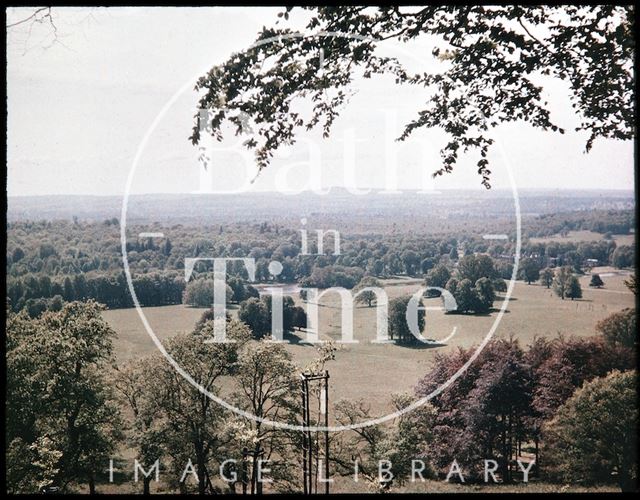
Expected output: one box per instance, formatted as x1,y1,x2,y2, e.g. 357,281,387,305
529,230,635,246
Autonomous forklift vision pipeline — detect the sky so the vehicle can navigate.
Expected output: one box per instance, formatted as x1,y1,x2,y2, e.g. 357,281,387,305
6,6,635,197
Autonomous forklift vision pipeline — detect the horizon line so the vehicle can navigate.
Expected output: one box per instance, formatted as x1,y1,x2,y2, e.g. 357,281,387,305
6,187,636,199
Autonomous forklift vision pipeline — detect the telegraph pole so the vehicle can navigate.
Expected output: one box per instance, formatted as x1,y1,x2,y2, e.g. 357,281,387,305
300,370,330,494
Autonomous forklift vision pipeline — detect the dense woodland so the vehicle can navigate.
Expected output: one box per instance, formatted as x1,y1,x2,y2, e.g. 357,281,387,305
5,209,635,317
524,209,635,237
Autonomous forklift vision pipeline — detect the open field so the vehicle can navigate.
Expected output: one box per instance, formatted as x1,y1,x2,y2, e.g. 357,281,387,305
103,305,205,362
529,230,635,246
103,268,635,419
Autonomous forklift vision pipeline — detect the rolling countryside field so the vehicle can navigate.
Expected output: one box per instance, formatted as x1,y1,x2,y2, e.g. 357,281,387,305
8,191,635,494
104,267,635,419
530,230,635,246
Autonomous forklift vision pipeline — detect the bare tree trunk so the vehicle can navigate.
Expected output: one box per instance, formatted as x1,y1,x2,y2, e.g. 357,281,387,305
143,476,151,495
88,472,96,495
251,456,257,495
196,451,207,495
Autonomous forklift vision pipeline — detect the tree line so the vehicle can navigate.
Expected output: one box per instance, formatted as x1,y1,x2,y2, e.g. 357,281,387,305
526,209,634,238
6,219,634,318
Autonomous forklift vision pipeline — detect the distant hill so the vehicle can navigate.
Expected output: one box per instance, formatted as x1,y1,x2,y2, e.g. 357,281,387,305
6,189,634,226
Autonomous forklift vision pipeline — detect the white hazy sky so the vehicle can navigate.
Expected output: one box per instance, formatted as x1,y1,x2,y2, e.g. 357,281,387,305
6,6,635,196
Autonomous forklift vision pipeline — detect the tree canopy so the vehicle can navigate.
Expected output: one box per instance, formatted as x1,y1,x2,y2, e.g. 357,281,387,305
6,302,122,493
596,308,636,349
543,370,637,492
192,6,634,188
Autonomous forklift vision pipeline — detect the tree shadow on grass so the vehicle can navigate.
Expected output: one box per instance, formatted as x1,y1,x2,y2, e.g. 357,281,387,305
497,296,518,301
282,329,314,345
445,309,511,316
389,339,446,349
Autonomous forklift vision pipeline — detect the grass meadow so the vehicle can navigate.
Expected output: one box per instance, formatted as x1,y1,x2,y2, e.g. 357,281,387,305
529,230,635,246
103,267,635,419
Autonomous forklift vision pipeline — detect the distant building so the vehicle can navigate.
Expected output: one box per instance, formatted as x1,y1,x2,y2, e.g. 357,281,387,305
496,254,515,263
584,258,599,268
